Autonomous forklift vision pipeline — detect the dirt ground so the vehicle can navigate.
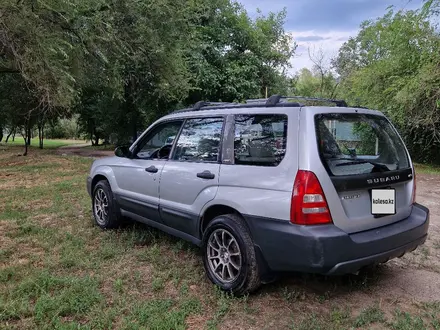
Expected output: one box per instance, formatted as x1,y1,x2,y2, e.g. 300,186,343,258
381,173,440,302
56,144,114,158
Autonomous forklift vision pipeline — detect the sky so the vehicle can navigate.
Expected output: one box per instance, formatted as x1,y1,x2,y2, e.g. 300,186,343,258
239,0,424,73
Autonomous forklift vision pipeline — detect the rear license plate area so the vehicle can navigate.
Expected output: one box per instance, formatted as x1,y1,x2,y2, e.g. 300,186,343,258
371,188,396,216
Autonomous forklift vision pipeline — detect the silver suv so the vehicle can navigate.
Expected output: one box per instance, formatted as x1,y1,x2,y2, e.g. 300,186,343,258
86,95,429,295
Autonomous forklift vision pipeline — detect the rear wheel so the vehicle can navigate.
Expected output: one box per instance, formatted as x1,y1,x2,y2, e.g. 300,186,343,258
202,214,261,295
92,180,121,229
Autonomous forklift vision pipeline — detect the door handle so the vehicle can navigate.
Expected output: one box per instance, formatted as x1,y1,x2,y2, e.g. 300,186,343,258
145,165,159,173
197,170,215,179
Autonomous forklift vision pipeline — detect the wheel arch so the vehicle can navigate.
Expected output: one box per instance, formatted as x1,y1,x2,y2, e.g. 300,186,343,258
90,165,119,194
199,204,273,288
199,204,249,237
91,174,110,193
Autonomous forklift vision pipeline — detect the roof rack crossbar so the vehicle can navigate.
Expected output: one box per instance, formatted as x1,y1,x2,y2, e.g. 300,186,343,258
265,95,348,107
266,95,283,106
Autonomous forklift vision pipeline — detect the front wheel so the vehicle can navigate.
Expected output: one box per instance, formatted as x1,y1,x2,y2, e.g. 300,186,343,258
92,180,121,229
202,214,261,295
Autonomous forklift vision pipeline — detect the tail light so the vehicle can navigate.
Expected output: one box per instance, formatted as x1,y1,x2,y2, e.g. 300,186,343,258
290,170,333,225
412,168,416,204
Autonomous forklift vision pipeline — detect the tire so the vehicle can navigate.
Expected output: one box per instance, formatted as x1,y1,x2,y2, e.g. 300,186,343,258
202,214,261,295
92,180,122,229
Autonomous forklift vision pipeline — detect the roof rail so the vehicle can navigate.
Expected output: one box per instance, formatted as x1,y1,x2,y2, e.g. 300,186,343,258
265,95,348,107
192,101,235,110
171,95,348,114
245,98,268,104
172,101,236,114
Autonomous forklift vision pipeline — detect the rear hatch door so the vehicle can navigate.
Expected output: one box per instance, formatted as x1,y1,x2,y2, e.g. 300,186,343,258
305,109,414,234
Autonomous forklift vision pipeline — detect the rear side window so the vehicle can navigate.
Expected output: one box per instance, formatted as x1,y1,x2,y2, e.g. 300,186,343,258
172,117,224,162
315,113,410,176
234,114,287,167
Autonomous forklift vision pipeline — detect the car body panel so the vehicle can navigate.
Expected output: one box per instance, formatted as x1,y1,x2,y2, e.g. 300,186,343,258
89,156,166,223
159,161,221,237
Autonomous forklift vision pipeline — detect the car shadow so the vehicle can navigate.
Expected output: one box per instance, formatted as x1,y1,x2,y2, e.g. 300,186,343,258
257,264,396,299
113,220,396,298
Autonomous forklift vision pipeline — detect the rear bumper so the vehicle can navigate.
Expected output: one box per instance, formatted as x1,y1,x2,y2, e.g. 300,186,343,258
246,203,429,275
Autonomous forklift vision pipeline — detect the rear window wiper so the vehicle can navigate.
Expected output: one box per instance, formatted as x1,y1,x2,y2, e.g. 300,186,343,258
334,159,390,171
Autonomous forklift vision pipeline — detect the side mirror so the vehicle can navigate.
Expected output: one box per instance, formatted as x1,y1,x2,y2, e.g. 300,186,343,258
115,145,132,158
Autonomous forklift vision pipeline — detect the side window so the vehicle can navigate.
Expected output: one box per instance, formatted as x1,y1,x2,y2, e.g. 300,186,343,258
234,114,287,167
172,118,224,162
135,121,183,159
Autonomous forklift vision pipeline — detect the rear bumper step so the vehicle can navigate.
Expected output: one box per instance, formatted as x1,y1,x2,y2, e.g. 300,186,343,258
246,203,429,275
325,233,427,275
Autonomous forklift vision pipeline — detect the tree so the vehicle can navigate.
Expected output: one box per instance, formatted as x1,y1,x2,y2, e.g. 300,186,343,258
186,1,295,103
1,0,121,109
293,67,339,99
333,7,440,163
1,0,297,152
0,74,42,155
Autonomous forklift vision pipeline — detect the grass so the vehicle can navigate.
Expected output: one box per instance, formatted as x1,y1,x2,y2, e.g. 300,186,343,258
0,137,87,149
0,145,439,329
414,162,440,175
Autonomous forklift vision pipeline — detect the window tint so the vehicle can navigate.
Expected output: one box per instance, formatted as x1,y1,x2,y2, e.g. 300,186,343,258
135,121,183,159
234,115,287,166
315,113,410,176
172,118,224,162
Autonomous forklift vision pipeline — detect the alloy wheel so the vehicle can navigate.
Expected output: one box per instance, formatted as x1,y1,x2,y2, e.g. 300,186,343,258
206,228,242,283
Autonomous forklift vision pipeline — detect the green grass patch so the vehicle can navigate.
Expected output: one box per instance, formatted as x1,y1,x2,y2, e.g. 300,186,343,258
0,137,87,149
354,305,385,327
390,310,426,330
414,163,440,175
1,272,102,325
122,298,201,330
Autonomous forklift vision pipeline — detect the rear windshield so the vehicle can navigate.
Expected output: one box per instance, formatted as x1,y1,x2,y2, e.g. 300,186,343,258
315,113,410,176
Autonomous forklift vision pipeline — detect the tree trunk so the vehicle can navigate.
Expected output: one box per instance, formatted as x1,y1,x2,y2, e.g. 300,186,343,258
23,124,29,156
26,127,31,145
94,134,99,146
38,120,45,149
0,123,3,142
12,131,15,142
23,141,28,156
40,125,44,149
5,130,12,143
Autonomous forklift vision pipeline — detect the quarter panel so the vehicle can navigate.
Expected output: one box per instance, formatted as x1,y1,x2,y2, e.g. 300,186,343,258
209,186,292,220
213,109,299,221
